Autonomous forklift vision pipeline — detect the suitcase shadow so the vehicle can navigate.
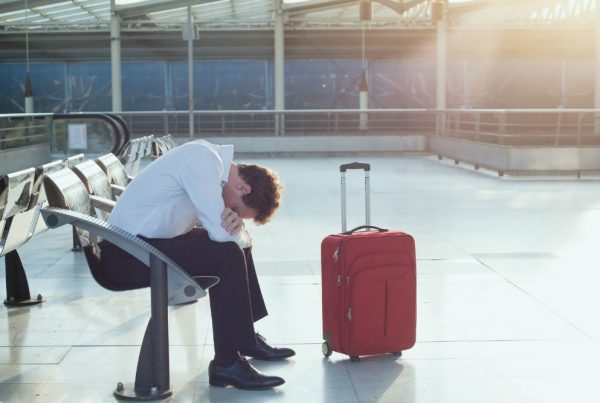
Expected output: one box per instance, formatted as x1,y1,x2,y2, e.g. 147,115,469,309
322,353,415,400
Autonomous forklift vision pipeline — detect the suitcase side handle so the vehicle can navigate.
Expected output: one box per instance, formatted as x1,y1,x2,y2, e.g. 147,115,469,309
342,225,388,235
340,162,370,172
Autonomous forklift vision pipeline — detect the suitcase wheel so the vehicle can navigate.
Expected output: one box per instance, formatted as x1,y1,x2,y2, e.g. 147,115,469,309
350,355,360,363
392,351,402,357
322,342,332,357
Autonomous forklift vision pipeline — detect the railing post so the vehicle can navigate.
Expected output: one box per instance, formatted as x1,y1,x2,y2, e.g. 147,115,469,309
334,113,339,134
577,112,583,146
497,111,506,145
436,110,446,136
555,111,562,146
275,112,284,136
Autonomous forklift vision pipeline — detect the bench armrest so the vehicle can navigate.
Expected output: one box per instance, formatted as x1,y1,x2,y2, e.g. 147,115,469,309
89,195,116,214
110,184,126,197
41,207,219,305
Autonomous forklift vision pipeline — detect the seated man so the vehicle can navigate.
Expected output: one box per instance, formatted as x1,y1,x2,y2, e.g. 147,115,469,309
99,139,295,390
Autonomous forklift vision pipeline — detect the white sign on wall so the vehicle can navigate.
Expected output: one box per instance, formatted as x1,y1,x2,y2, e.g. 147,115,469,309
68,124,87,150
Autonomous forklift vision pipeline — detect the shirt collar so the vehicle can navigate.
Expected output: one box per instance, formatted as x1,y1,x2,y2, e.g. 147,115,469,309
219,144,234,187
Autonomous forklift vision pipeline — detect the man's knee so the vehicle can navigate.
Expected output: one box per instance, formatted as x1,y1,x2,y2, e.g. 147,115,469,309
220,241,247,271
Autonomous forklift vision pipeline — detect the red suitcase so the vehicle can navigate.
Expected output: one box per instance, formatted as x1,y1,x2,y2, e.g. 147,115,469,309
321,162,416,361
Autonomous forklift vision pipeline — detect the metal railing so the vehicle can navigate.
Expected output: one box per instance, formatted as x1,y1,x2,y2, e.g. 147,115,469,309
117,109,600,147
441,109,600,147
0,113,129,157
0,114,50,150
118,109,436,138
2,109,600,156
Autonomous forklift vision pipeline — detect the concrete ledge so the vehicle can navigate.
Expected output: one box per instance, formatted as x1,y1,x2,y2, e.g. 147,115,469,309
201,134,427,156
429,136,600,177
0,143,51,175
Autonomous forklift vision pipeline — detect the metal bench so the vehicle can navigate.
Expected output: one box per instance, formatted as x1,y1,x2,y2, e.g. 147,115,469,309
120,136,154,177
66,153,85,168
151,137,170,157
41,167,219,400
95,152,130,196
0,166,41,306
71,160,117,220
162,134,176,150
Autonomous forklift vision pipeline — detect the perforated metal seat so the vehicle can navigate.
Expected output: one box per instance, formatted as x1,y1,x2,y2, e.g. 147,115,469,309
0,167,42,307
96,153,129,188
0,167,36,256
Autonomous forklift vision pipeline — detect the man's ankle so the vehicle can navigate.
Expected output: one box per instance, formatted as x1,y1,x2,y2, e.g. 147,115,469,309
213,352,238,367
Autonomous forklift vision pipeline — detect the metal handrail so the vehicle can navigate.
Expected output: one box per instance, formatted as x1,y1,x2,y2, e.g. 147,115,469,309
0,112,129,155
2,109,600,152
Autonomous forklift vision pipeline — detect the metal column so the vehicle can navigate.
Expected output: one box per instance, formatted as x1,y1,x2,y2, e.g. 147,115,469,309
274,0,285,135
186,7,195,139
110,0,122,113
595,22,600,134
434,0,447,135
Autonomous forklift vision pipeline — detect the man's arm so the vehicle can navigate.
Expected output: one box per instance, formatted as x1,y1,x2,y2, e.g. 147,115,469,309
177,147,248,246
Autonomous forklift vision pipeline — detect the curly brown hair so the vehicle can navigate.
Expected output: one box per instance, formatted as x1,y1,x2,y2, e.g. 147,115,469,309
237,163,283,225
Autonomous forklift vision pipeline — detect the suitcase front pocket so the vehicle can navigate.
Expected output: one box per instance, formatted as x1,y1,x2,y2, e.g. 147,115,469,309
346,263,415,354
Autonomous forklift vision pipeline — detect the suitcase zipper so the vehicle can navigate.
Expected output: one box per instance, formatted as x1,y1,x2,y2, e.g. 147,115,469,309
384,281,388,337
334,248,342,286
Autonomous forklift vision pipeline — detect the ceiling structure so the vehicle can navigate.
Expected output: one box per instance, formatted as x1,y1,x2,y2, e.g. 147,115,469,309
0,0,597,62
0,0,596,33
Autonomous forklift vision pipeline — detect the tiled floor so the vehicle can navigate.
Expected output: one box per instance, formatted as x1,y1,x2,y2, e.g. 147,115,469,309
2,155,600,402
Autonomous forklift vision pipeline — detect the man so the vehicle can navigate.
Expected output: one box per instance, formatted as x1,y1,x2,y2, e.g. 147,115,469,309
99,139,295,390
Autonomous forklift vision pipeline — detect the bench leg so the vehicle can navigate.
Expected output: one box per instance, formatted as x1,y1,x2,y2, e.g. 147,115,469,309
72,226,82,252
113,255,172,401
4,250,44,307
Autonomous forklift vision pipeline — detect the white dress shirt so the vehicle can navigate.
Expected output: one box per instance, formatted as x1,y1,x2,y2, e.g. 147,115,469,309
108,139,250,247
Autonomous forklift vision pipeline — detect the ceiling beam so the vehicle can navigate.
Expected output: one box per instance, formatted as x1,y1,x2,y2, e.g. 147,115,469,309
446,0,541,19
374,0,428,16
283,0,356,14
0,0,66,14
115,0,227,19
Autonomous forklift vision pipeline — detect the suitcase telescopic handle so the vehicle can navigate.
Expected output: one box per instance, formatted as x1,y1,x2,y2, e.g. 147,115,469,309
340,162,371,172
342,225,388,235
340,162,371,232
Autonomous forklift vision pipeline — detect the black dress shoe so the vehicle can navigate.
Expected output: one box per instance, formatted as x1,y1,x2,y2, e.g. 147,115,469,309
209,355,285,390
239,333,296,361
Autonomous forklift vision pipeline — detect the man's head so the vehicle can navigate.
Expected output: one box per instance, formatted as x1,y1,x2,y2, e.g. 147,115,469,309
222,163,283,224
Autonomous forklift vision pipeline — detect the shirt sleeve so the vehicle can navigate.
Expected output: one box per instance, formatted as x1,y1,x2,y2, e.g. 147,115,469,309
176,146,248,247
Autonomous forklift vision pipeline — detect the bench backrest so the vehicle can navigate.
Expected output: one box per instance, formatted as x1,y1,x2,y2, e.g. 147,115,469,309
96,153,129,188
66,153,85,169
6,160,68,250
123,139,141,175
0,167,35,221
44,168,120,289
144,135,155,157
28,160,65,210
152,138,169,157
163,134,176,150
72,160,114,201
43,168,92,216
0,167,36,256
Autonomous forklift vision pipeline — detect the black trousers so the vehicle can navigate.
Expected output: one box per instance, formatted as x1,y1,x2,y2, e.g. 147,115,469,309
99,228,266,359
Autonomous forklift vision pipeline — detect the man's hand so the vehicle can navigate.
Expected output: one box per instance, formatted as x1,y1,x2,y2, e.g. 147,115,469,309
221,207,244,235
